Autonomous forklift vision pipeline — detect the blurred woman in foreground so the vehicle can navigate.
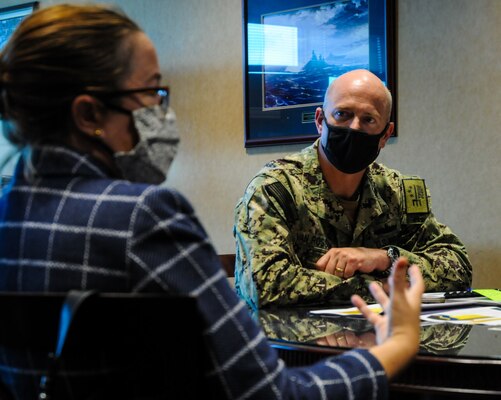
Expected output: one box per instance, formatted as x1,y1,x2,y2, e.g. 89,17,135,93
0,4,423,399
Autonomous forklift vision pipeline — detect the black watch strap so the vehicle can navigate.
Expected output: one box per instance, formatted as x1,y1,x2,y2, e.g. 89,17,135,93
387,246,400,266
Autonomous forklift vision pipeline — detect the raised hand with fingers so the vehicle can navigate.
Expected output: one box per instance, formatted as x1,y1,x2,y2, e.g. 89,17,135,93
351,257,424,379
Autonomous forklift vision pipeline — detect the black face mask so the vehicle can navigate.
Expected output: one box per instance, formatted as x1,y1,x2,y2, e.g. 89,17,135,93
321,117,389,174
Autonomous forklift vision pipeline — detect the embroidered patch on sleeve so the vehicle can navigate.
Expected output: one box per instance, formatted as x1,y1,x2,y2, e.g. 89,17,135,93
403,178,430,214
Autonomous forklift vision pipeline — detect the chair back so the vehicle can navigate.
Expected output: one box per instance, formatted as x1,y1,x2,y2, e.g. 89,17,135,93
219,253,236,277
0,291,205,400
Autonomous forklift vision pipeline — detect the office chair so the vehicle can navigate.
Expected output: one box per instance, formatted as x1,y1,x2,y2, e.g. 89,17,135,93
0,291,206,400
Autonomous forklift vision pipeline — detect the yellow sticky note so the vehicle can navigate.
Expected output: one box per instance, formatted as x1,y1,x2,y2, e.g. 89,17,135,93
473,289,501,301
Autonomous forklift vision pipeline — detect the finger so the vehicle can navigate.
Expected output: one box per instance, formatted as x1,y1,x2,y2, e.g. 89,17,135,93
321,332,341,347
334,333,349,347
315,253,329,271
343,264,355,278
335,267,344,278
339,257,349,278
407,264,425,308
350,294,366,310
351,294,383,326
390,257,410,293
368,281,390,308
324,256,339,276
344,331,359,347
333,259,344,277
324,260,336,275
381,279,390,295
407,264,425,294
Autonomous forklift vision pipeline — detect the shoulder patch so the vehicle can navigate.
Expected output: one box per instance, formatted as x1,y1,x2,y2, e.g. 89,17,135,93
264,182,298,226
402,178,430,214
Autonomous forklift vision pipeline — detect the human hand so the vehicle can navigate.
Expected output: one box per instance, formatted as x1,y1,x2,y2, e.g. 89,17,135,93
350,257,424,379
315,247,389,278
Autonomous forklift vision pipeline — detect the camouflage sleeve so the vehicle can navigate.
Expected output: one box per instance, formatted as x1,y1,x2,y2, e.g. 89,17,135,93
234,176,376,308
395,212,473,292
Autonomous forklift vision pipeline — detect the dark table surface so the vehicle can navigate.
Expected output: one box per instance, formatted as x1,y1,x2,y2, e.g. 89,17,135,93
257,305,501,399
258,305,501,359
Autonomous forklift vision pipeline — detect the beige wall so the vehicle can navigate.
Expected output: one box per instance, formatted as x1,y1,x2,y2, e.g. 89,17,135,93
2,0,500,287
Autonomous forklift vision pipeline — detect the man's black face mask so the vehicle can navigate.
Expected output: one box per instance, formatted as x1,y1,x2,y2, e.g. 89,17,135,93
320,112,389,174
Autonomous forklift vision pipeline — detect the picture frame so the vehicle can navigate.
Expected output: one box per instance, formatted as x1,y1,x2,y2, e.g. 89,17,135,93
0,2,39,50
243,0,397,147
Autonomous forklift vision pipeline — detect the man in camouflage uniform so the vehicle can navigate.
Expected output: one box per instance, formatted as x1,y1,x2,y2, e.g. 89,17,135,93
234,69,472,309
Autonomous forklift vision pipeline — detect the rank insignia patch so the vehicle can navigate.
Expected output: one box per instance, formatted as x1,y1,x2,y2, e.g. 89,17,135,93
403,179,430,214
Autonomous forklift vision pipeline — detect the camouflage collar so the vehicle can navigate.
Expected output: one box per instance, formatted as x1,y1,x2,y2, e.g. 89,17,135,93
301,140,389,238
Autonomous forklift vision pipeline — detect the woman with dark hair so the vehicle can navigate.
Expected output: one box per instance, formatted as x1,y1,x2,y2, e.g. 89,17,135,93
0,4,423,399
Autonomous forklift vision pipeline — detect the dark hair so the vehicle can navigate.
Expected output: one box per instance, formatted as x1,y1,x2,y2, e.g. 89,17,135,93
0,4,142,147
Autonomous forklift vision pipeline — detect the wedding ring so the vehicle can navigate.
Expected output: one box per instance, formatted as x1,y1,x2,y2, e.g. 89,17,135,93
335,267,344,273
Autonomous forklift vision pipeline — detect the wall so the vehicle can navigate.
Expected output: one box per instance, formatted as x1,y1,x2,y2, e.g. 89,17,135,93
385,0,501,288
1,0,499,287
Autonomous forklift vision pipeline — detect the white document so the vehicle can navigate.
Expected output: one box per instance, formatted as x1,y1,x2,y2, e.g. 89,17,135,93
309,298,501,318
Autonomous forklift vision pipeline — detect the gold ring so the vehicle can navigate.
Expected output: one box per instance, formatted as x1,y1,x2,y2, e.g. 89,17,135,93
335,267,344,273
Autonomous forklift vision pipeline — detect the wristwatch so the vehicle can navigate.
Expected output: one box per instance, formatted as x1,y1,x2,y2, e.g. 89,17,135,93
387,246,400,267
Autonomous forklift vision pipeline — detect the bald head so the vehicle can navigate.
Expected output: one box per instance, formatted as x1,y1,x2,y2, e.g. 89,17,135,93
323,69,392,121
315,69,395,175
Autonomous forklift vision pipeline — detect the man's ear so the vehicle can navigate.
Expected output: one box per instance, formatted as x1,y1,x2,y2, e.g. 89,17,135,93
379,122,394,149
71,95,106,136
314,107,324,135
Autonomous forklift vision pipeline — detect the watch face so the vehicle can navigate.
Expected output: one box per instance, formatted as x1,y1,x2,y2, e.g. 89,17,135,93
388,247,400,262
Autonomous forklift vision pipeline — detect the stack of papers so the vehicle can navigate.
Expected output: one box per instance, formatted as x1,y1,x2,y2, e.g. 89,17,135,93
309,294,501,326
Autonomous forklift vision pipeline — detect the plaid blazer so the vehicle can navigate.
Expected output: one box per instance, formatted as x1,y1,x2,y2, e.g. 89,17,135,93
0,145,387,399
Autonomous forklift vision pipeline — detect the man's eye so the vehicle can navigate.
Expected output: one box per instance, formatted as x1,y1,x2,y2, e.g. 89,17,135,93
334,111,350,120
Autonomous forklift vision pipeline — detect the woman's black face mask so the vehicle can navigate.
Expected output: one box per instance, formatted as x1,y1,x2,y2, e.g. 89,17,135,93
320,112,389,174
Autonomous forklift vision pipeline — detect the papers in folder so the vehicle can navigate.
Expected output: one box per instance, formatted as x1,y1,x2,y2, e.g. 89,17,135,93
309,293,501,326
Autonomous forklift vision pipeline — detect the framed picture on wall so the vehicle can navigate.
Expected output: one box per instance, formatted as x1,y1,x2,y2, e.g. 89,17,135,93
0,2,39,183
243,0,397,147
0,2,39,50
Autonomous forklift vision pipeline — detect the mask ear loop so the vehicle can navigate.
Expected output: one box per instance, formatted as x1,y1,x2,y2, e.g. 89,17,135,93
320,108,327,125
379,123,390,137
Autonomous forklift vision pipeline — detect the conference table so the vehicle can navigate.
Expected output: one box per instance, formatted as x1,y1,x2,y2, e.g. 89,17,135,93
258,306,501,399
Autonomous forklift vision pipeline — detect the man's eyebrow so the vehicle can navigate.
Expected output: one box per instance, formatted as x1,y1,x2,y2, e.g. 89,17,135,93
331,107,351,113
332,107,382,120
